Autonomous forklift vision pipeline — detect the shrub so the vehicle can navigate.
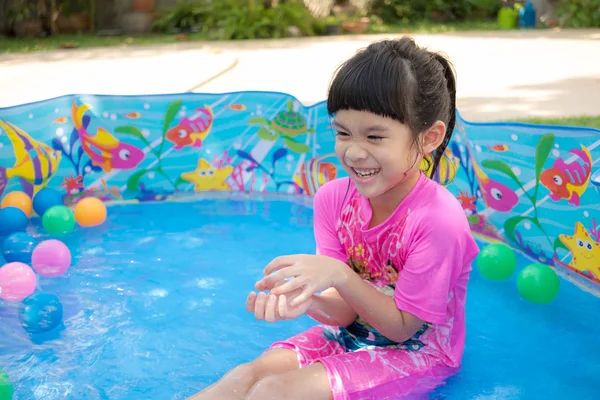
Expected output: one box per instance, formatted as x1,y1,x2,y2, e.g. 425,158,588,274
556,0,600,27
152,0,318,40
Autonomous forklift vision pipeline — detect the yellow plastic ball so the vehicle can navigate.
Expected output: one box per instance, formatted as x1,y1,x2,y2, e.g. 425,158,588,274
1,191,33,217
74,197,107,227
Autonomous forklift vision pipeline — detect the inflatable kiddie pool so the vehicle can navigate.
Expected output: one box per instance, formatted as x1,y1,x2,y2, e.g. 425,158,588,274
0,92,598,399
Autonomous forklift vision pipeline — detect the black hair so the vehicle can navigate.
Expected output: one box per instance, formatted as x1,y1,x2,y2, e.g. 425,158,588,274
326,36,457,178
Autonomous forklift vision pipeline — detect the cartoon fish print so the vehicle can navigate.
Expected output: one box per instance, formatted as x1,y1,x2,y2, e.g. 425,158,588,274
559,221,600,279
472,159,519,212
72,101,145,173
293,154,337,195
53,117,68,124
488,144,509,152
421,147,459,185
540,145,592,206
0,120,62,197
123,112,142,119
166,106,214,150
226,104,247,111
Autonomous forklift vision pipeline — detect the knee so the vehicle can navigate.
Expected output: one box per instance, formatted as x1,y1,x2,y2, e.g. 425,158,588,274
229,362,260,386
248,375,287,400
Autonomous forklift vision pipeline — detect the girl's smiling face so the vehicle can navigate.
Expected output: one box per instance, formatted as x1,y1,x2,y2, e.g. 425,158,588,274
333,109,446,206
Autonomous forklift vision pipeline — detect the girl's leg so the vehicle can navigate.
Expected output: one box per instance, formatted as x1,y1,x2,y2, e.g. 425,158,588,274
187,348,299,400
246,361,332,400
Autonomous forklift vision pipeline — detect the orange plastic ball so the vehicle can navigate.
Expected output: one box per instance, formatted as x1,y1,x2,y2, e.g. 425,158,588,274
74,197,107,227
1,191,33,217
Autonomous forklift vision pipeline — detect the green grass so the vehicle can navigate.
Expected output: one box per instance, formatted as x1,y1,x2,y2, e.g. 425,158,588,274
513,115,600,130
0,32,209,54
367,19,503,34
0,20,509,55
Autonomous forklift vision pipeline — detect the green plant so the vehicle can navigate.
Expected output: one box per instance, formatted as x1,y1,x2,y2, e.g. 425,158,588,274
4,0,37,26
467,0,501,19
201,0,316,40
556,0,600,27
152,0,210,32
369,0,477,23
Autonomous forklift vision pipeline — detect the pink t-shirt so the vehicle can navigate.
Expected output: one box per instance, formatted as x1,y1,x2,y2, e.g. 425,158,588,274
313,172,479,367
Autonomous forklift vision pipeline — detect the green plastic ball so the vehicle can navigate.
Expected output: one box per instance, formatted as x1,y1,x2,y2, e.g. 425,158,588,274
42,205,76,235
517,263,560,304
0,369,13,400
476,243,517,281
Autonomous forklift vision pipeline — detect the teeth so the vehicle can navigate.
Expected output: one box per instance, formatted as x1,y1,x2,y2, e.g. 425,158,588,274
353,168,380,178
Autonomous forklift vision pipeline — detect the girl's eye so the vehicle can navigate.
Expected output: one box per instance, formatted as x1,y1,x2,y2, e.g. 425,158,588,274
368,136,383,142
335,131,349,137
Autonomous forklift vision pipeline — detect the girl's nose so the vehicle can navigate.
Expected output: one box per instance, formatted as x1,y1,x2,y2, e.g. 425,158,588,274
344,142,369,163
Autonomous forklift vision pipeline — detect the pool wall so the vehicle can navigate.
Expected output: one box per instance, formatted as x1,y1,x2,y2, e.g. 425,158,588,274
0,91,599,294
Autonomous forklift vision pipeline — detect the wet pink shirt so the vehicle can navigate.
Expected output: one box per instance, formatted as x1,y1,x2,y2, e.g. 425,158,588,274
313,172,479,367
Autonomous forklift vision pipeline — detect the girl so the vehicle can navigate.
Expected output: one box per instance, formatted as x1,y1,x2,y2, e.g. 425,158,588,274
189,36,479,400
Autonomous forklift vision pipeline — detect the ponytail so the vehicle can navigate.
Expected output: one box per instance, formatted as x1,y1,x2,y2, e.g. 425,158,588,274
429,54,457,180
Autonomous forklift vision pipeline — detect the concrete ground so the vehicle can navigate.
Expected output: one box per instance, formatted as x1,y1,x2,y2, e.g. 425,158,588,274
1,29,599,121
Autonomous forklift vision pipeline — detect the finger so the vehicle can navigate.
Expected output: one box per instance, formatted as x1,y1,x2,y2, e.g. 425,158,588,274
263,255,297,276
278,294,289,319
289,287,313,308
255,267,298,291
246,291,257,313
270,277,305,296
254,291,267,320
265,294,278,323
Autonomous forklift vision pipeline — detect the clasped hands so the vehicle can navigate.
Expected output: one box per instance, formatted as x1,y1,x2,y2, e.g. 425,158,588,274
246,254,345,322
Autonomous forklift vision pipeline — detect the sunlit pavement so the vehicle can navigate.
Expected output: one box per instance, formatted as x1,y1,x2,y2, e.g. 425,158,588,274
1,29,599,121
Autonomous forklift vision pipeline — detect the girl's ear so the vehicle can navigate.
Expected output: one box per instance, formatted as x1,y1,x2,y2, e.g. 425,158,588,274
421,120,446,154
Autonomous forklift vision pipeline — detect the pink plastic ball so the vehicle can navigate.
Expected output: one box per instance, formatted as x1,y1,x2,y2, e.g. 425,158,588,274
31,240,72,278
0,262,37,302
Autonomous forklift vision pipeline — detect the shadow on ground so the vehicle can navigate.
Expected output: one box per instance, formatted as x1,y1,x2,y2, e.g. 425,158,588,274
458,76,600,122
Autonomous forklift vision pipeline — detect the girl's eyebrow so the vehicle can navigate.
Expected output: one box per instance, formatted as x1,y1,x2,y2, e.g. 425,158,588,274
332,120,388,134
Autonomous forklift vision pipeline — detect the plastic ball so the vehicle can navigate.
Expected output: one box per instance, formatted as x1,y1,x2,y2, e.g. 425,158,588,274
74,197,107,227
0,206,29,237
2,232,37,263
18,293,64,334
517,263,560,304
31,239,72,278
475,243,517,281
0,369,13,400
1,191,32,217
42,205,76,235
32,188,63,217
0,262,37,302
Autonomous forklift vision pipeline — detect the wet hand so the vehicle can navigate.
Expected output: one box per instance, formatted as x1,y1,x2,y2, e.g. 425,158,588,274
255,254,346,308
246,287,313,322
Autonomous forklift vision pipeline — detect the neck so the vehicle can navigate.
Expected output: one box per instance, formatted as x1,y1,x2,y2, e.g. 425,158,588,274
368,170,422,227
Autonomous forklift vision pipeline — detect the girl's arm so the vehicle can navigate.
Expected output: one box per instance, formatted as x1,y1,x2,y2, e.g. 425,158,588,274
334,268,425,343
306,287,357,327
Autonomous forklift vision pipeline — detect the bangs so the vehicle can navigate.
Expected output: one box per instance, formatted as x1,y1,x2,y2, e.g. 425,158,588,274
326,50,416,126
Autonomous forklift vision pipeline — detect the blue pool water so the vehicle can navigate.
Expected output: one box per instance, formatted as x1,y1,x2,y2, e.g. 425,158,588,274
1,198,599,399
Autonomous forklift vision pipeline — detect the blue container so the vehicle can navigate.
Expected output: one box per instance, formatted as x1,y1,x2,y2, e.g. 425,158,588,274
519,1,536,28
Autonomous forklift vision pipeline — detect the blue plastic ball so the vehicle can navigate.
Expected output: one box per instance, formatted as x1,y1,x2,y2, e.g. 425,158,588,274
2,232,37,263
18,293,64,334
0,207,29,237
32,188,64,217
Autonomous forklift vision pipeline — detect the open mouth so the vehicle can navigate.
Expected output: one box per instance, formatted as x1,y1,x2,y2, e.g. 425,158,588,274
352,168,381,180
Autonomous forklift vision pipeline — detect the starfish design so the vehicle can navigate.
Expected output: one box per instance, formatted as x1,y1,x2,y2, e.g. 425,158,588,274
181,158,233,191
559,221,600,278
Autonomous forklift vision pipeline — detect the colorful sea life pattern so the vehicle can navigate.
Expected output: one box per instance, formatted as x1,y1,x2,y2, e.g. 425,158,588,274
0,93,598,294
540,145,592,206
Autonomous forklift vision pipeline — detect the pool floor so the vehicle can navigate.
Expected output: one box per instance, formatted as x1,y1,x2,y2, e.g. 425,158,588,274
0,198,599,399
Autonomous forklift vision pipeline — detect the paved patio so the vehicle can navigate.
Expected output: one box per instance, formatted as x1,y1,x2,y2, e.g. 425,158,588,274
1,29,599,121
